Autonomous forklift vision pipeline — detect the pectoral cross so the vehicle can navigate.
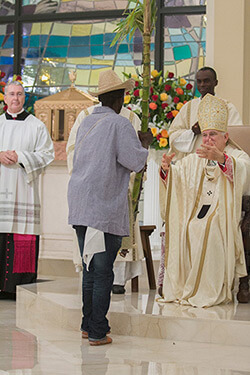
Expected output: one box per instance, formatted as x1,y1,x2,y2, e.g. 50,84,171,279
0,188,13,199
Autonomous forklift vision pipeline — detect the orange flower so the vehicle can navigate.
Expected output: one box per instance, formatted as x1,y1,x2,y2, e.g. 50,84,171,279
149,102,158,110
151,127,158,137
159,138,168,147
161,129,169,138
176,87,184,95
0,82,6,86
172,110,179,117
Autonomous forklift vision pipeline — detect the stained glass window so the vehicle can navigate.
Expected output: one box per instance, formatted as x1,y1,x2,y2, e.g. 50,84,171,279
0,24,14,79
163,13,206,91
21,0,129,14
21,19,152,96
165,0,206,5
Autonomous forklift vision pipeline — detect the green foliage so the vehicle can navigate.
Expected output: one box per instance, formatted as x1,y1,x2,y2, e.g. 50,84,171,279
111,0,157,46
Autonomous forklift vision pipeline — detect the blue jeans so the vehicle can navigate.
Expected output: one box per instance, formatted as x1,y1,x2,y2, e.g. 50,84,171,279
74,225,122,341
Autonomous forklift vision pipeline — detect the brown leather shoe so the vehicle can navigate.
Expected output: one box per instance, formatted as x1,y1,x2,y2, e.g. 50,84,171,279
82,330,110,339
89,336,112,346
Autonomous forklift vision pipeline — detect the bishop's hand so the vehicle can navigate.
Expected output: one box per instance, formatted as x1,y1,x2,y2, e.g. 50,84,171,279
196,140,225,164
161,153,175,172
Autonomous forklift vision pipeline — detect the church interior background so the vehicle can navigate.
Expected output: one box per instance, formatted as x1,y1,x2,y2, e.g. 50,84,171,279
1,0,250,374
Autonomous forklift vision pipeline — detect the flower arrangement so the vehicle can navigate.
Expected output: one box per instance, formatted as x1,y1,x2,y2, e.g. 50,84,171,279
123,69,194,150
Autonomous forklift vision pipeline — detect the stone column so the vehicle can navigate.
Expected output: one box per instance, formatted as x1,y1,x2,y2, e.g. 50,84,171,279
206,0,250,124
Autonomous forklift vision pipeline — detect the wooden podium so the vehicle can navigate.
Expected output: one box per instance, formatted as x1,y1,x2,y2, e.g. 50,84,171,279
131,225,157,292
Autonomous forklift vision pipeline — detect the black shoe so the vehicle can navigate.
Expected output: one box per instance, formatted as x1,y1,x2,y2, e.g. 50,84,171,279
112,285,125,294
0,291,16,300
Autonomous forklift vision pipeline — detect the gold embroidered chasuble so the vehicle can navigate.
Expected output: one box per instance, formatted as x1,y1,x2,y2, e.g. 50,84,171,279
159,145,250,307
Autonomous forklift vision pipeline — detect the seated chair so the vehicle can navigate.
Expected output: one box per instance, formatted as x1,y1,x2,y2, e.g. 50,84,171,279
228,126,250,303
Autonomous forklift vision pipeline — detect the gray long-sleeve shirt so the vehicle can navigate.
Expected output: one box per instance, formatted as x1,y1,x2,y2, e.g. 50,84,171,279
67,106,148,236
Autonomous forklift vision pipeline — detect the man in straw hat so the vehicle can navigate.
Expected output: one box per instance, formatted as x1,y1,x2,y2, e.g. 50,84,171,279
158,93,250,308
67,70,152,345
67,88,145,297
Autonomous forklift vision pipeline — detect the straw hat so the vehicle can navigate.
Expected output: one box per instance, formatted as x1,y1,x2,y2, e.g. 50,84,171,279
88,70,135,97
198,93,228,133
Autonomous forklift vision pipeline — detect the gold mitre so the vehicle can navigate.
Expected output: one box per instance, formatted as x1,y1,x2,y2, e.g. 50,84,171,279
198,93,228,132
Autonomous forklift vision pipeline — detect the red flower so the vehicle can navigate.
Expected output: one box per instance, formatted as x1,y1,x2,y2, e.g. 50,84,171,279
183,100,187,104
16,75,22,81
173,96,180,104
3,105,8,112
164,84,171,92
150,86,154,94
186,83,193,90
135,81,139,87
0,72,5,78
168,72,174,78
152,94,158,101
161,103,168,109
126,91,130,95
156,133,162,140
134,89,140,97
166,112,174,120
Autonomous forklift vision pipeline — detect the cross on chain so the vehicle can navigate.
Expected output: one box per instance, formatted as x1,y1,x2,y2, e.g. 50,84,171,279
0,188,13,199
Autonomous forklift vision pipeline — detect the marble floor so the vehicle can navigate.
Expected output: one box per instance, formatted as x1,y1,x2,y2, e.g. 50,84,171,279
0,273,250,374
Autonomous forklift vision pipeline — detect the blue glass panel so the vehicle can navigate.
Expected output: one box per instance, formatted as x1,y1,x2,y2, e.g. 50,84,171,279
41,35,48,47
0,57,13,64
71,36,90,46
44,47,68,58
189,42,198,57
184,33,195,42
118,44,128,53
26,48,41,58
173,45,191,60
68,46,90,58
91,34,104,44
104,45,116,55
104,33,116,43
91,45,103,56
48,36,70,47
2,35,14,49
22,35,29,48
170,35,185,42
30,35,40,47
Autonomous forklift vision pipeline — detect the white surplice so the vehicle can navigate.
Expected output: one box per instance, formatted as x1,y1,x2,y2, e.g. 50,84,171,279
159,145,250,307
0,113,54,235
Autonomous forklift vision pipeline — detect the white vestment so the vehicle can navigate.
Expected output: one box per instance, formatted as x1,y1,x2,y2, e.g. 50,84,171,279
66,105,144,284
169,97,243,159
159,145,250,307
0,113,54,235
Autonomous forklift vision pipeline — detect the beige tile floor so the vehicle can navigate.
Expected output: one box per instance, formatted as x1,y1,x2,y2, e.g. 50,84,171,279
1,279,250,375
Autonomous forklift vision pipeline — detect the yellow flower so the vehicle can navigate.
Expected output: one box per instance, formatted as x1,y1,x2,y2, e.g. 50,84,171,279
131,74,138,79
159,137,168,148
124,95,131,104
176,102,184,110
179,78,187,86
0,93,4,101
160,93,168,101
151,69,159,78
151,127,158,137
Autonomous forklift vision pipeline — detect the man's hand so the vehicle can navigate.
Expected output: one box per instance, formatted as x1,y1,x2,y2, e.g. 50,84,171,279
192,122,201,135
138,129,153,149
196,140,225,163
0,151,18,165
161,153,175,172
